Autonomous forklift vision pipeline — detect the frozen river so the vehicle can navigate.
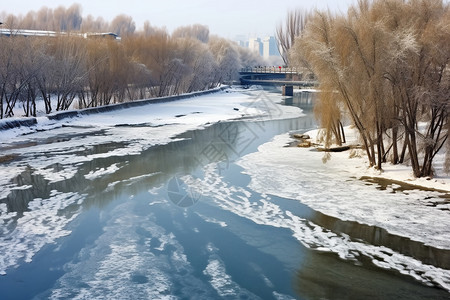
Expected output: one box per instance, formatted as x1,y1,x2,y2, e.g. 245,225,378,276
0,88,449,299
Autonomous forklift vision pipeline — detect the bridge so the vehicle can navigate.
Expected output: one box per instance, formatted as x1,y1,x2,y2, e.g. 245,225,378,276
239,67,317,95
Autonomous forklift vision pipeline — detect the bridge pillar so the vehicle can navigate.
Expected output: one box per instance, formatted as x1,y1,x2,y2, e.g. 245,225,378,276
282,85,293,96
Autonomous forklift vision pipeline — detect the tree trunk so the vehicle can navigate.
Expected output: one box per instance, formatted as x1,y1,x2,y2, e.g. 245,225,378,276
392,126,399,164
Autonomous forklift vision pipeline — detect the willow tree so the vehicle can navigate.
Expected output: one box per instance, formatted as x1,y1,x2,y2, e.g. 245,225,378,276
380,0,449,177
292,10,379,165
291,0,449,177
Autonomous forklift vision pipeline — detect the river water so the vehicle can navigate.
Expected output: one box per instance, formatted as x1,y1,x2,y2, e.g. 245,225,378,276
0,88,449,299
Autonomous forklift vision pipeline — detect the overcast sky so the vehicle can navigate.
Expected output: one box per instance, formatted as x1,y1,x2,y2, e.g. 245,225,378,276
2,0,357,38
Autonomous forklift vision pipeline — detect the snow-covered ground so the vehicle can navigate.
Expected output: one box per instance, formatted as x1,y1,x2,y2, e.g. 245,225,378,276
305,126,449,192
0,87,300,143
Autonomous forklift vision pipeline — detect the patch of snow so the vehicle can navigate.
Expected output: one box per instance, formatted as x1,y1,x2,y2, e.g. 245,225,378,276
84,164,120,180
203,254,257,299
273,291,297,300
195,212,228,227
304,126,449,191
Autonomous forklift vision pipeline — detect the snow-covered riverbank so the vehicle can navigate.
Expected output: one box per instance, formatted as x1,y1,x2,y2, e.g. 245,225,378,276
305,126,449,193
238,132,449,250
0,87,300,142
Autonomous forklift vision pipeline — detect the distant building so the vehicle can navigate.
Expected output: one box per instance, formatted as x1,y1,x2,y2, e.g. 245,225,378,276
248,37,263,56
234,35,280,60
262,36,279,59
234,35,249,48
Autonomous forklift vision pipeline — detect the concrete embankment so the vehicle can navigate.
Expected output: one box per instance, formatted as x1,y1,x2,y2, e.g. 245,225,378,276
0,86,229,130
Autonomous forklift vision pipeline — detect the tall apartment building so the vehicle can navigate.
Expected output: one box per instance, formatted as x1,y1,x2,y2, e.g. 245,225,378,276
248,37,263,56
262,36,278,59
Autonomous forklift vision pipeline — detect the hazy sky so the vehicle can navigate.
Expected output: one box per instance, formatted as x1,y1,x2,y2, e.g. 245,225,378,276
2,0,357,38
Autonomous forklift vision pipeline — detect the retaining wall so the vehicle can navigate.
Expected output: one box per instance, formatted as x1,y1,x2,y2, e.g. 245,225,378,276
0,86,229,131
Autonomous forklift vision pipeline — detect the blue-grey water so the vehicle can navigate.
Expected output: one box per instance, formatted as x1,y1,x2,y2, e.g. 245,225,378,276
0,88,449,299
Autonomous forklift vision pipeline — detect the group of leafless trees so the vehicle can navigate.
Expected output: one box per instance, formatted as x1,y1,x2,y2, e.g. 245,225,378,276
0,4,135,36
285,0,449,178
0,5,262,119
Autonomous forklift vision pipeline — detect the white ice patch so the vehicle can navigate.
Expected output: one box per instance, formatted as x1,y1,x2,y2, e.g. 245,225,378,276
0,165,27,199
0,191,84,275
34,164,79,183
125,172,161,184
203,258,238,297
84,163,120,180
195,212,228,227
155,232,176,251
0,203,17,227
185,163,450,292
273,291,297,300
149,200,168,207
203,252,258,299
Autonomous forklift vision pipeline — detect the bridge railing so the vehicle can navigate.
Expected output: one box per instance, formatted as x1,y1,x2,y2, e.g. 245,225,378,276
240,66,305,74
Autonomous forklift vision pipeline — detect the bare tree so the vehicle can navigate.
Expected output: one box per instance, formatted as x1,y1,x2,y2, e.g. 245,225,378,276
110,14,135,37
0,35,20,118
237,46,264,69
81,15,109,32
172,24,210,43
209,36,240,85
36,7,53,30
276,9,310,65
0,5,245,119
51,37,87,110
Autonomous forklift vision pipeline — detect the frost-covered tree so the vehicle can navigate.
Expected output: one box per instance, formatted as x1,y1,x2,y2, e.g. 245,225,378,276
236,46,264,69
172,24,209,43
208,36,240,85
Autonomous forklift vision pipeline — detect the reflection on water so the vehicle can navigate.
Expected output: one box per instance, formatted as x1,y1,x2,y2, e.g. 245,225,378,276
3,115,315,214
313,210,450,269
295,250,449,300
361,176,450,201
1,89,449,299
284,90,316,113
